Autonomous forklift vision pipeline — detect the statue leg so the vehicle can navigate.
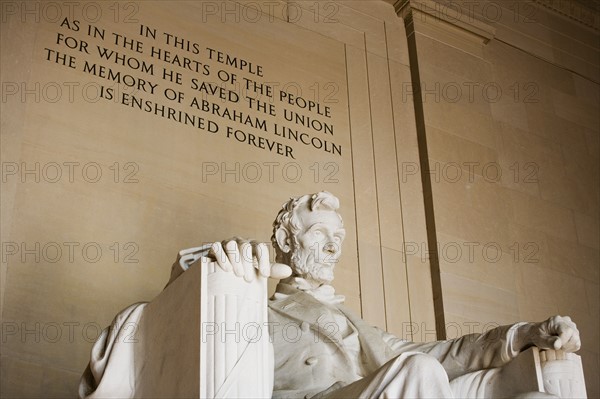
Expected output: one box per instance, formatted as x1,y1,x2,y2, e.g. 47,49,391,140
318,352,454,398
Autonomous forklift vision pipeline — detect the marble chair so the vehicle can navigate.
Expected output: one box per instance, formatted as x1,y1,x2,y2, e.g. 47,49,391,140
132,246,273,398
450,345,587,398
109,247,588,398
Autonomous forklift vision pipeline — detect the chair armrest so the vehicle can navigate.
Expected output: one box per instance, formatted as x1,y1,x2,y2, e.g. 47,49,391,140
538,348,587,398
494,347,587,398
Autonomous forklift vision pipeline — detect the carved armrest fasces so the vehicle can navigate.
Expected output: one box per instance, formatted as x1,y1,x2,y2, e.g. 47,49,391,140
135,255,274,398
537,348,587,398
495,347,587,398
199,259,273,399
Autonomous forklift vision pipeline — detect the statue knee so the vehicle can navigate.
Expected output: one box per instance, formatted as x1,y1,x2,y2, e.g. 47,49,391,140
400,353,448,379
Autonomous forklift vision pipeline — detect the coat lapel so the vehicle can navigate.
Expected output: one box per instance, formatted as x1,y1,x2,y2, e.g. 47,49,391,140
269,290,345,350
338,305,395,369
268,285,398,371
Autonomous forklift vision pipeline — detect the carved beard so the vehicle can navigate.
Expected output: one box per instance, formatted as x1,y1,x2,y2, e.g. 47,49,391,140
290,245,335,286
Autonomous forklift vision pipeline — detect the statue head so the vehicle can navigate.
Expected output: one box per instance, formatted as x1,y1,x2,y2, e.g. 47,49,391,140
271,192,346,286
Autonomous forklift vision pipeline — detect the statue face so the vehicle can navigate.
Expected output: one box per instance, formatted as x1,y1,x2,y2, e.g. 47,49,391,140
290,207,346,285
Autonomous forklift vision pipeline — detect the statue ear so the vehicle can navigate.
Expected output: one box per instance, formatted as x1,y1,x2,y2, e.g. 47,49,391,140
275,227,291,253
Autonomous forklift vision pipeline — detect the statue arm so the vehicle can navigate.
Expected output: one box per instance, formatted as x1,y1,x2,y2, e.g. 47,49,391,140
377,315,580,380
381,323,524,379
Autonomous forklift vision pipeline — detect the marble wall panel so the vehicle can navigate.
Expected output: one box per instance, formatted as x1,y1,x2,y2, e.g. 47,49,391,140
1,1,432,396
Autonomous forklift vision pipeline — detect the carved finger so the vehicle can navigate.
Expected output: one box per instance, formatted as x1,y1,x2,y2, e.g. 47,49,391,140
224,240,245,277
562,339,578,352
572,336,581,351
233,236,247,247
558,326,575,348
240,242,255,282
255,243,271,278
270,263,292,279
563,332,581,352
551,336,562,350
210,242,232,273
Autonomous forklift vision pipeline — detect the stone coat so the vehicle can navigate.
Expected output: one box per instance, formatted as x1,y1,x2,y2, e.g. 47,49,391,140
268,286,522,399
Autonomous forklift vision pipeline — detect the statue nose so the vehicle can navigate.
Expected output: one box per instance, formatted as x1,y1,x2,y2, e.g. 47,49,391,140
323,243,337,254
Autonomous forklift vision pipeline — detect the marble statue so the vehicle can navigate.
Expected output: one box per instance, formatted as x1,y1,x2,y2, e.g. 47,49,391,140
79,191,583,398
213,192,582,398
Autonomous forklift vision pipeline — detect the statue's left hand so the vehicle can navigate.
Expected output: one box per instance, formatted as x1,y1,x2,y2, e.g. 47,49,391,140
525,315,581,352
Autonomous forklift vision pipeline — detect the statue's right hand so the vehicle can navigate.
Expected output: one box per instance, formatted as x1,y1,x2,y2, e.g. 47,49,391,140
209,238,291,283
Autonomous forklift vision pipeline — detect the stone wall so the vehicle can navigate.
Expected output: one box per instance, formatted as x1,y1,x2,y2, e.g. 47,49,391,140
397,0,599,396
1,0,597,397
0,1,434,396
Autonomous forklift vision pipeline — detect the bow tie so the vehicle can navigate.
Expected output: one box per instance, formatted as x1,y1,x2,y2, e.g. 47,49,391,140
288,277,346,305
